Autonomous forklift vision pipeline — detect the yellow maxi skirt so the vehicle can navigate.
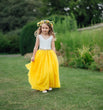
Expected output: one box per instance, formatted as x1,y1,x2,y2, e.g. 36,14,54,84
25,49,60,91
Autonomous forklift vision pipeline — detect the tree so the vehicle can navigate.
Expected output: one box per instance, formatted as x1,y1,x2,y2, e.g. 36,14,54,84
41,0,103,27
0,0,42,33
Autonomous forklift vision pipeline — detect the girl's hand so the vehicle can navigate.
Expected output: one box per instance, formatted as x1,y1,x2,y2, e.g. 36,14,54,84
31,56,35,62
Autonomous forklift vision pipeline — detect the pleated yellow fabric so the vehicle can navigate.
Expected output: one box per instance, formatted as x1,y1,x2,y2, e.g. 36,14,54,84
25,49,60,91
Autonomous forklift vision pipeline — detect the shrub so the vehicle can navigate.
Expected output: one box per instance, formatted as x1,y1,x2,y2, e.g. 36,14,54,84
0,32,9,53
46,14,77,33
53,15,77,33
6,34,20,53
89,45,103,72
70,45,94,69
55,37,61,51
20,21,39,55
48,14,65,24
0,30,20,54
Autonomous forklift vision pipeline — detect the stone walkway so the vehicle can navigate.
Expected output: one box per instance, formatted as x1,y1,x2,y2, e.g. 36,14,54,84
78,23,103,31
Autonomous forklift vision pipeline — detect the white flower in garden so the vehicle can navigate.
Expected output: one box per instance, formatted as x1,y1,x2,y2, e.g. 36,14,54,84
76,5,79,8
86,6,90,9
64,7,70,11
99,7,102,10
48,2,51,6
33,9,36,12
97,3,103,7
74,7,76,10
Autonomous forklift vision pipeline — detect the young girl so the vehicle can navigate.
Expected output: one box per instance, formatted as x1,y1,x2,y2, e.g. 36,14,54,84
25,20,60,93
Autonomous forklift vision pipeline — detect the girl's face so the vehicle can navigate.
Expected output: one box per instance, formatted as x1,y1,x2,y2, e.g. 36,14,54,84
41,23,49,34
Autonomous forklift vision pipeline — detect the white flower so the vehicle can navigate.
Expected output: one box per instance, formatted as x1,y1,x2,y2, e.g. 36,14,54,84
86,6,90,9
64,7,70,11
76,5,79,8
74,7,76,10
48,2,51,6
33,9,36,12
99,7,102,10
97,3,103,7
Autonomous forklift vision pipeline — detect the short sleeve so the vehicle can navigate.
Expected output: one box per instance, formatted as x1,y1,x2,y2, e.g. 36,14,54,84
52,36,56,41
37,35,40,40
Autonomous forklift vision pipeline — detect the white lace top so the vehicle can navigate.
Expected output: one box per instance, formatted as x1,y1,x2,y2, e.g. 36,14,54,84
38,35,53,50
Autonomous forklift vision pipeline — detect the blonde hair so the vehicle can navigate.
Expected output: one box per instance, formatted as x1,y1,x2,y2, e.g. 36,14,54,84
34,22,56,41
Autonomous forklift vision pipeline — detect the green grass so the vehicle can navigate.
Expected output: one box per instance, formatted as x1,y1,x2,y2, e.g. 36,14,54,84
56,27,103,51
0,56,103,110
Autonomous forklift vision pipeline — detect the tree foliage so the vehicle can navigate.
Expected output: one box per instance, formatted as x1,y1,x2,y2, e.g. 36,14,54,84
0,0,42,33
41,0,103,27
19,21,38,55
0,0,102,33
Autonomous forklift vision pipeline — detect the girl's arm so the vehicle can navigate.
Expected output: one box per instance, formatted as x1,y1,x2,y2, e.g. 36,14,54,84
32,36,39,57
51,37,56,53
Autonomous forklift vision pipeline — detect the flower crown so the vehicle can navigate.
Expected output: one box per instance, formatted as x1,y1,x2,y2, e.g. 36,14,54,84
37,20,54,27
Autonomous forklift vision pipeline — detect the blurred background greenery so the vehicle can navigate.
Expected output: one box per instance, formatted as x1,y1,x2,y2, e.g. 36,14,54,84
0,0,103,71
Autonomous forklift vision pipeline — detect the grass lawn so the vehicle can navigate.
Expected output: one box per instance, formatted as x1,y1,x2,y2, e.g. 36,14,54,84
0,55,103,110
